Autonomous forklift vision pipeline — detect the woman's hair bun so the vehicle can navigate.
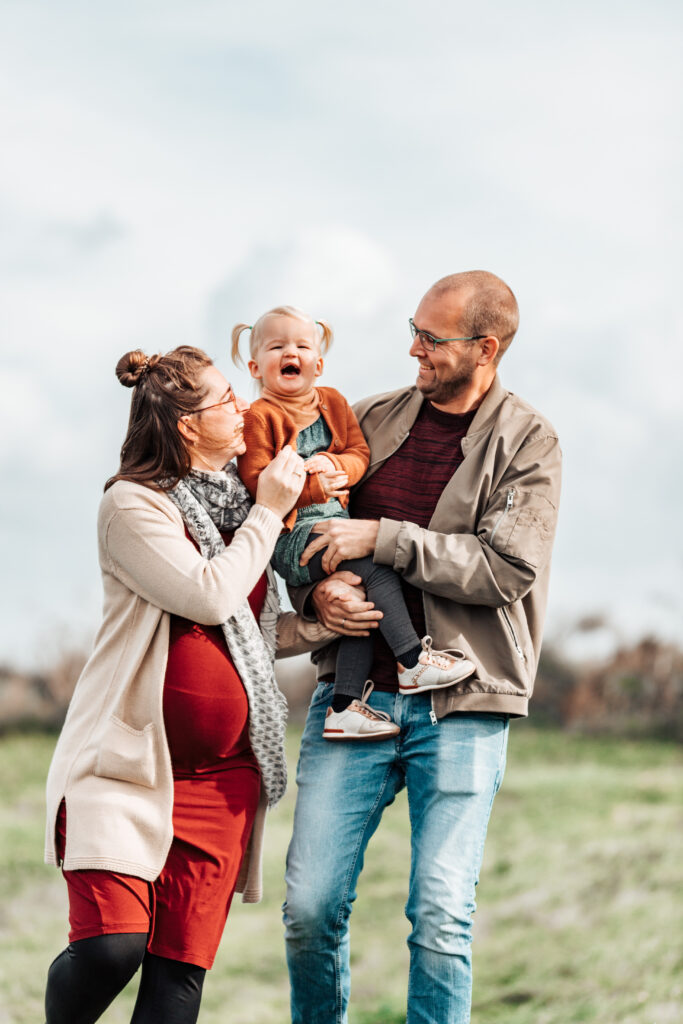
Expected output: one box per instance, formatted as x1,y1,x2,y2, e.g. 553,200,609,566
116,350,160,387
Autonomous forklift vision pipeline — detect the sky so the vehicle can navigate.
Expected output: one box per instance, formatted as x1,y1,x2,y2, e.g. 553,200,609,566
1,0,681,670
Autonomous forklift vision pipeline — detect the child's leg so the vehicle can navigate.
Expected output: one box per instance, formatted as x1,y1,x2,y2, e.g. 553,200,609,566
307,550,377,705
339,556,423,661
307,549,476,700
306,551,422,704
307,551,421,661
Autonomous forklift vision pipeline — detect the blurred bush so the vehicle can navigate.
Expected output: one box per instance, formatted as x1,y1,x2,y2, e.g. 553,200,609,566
1,632,681,740
535,635,683,741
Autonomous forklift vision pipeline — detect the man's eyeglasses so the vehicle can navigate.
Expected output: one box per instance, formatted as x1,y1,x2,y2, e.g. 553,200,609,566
409,318,486,352
185,386,237,417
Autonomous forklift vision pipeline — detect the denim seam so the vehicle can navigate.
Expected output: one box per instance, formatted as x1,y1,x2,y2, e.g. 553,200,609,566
333,760,396,1024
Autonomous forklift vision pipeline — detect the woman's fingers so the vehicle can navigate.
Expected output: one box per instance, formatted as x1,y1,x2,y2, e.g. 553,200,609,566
255,448,306,518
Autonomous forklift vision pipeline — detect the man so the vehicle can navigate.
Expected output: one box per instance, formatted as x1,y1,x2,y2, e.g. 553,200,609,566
283,270,561,1024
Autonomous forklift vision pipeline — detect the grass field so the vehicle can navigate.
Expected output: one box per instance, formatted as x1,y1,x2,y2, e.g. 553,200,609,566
0,725,681,1024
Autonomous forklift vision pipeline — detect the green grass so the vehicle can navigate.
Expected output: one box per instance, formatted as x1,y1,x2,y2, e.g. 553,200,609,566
1,724,681,1023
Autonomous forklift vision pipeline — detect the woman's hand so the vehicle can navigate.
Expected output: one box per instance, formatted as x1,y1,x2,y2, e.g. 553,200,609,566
255,447,306,519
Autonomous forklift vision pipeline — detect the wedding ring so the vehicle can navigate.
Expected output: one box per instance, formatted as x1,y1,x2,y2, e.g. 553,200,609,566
341,618,346,628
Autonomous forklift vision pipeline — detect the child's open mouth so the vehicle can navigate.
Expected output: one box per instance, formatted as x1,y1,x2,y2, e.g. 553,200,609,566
281,364,301,377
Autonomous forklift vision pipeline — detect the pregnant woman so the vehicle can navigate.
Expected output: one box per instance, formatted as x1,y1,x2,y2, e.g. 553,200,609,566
43,345,331,1024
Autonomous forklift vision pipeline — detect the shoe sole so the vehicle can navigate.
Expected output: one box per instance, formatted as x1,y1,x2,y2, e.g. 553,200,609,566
398,665,476,695
323,729,400,742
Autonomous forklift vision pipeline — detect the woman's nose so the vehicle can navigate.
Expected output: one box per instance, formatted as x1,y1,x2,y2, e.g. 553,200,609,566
235,395,250,412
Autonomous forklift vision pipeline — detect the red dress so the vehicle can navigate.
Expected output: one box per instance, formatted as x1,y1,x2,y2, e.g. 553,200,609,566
57,530,265,969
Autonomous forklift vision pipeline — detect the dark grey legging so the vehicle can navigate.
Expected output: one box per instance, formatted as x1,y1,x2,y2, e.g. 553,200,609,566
307,550,421,700
45,934,205,1024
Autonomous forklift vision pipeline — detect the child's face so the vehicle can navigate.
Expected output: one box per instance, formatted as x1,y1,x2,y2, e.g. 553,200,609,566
248,316,323,397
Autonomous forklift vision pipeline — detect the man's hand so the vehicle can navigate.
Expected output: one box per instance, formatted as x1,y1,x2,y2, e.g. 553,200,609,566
300,519,381,573
311,571,383,636
304,454,336,474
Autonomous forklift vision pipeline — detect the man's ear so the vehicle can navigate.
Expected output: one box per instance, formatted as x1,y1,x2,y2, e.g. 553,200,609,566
477,336,500,366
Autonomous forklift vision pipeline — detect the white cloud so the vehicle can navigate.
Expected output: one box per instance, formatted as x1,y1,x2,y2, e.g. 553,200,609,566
0,0,681,665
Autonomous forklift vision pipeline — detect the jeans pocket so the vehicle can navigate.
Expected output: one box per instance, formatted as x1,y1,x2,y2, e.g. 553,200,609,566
309,680,334,710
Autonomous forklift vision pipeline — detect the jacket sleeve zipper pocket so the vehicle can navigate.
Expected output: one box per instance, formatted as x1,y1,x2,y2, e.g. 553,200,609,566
501,606,525,660
489,487,515,546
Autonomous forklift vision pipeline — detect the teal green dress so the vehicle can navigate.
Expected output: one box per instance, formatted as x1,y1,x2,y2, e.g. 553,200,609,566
271,416,350,586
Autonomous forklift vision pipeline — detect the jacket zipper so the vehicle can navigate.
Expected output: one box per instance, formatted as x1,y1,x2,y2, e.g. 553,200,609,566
490,487,515,546
502,606,525,660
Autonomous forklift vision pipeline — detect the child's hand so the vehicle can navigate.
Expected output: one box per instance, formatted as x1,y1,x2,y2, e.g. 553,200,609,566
304,454,336,475
319,470,349,499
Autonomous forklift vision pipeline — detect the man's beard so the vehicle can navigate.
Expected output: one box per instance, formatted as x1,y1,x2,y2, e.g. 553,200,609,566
416,359,477,405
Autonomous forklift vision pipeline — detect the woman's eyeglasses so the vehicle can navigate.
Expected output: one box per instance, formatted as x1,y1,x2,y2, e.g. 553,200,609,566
185,387,237,416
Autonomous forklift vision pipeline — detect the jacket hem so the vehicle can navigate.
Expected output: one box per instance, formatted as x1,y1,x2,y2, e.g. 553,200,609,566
433,689,528,719
52,856,164,881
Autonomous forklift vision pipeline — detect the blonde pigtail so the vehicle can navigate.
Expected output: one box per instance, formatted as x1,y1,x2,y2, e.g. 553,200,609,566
231,323,252,368
315,319,334,355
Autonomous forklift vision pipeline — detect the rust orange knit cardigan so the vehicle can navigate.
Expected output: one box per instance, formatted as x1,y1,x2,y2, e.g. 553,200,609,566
237,386,370,532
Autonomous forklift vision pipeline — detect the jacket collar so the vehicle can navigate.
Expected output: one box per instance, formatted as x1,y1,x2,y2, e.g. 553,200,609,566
365,375,508,469
398,375,507,451
462,375,507,455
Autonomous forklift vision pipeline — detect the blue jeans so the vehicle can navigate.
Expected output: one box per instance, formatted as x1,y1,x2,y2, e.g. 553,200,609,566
283,682,509,1024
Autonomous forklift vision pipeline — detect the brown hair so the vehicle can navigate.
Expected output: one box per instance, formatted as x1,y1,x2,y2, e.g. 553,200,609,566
231,305,333,373
105,346,213,492
431,271,520,364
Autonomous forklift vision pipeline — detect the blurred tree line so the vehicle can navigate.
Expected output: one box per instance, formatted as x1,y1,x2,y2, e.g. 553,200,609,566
1,629,682,741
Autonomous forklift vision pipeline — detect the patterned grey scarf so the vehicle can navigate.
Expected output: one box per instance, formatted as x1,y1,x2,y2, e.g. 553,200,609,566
166,464,288,807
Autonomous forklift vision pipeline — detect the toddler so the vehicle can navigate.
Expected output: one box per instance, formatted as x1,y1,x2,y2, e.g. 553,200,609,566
234,306,475,740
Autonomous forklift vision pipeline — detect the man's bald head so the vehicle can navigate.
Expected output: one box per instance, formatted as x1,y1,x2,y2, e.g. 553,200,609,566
428,271,519,364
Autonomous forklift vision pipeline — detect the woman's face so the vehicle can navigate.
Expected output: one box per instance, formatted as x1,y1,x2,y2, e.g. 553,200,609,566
180,365,249,470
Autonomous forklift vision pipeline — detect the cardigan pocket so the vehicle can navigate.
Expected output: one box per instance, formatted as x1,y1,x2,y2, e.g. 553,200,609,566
94,716,157,789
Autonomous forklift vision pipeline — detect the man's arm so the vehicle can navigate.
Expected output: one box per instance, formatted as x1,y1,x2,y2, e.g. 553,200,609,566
288,571,383,635
301,433,561,608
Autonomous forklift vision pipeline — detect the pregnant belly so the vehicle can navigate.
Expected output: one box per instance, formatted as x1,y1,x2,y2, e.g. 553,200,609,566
163,622,255,775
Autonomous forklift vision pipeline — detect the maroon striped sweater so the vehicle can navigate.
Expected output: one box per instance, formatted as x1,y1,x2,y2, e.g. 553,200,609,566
349,400,475,691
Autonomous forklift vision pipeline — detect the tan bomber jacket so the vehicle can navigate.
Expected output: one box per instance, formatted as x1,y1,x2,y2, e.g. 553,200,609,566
293,376,562,718
44,481,332,902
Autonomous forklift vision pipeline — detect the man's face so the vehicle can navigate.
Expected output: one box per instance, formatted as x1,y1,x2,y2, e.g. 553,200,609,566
410,289,480,406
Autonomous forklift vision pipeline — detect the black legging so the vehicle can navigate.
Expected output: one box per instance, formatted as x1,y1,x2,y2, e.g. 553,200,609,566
45,934,205,1024
307,549,421,700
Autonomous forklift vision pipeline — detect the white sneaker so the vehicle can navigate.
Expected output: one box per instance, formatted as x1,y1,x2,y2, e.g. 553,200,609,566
323,682,400,742
397,635,475,694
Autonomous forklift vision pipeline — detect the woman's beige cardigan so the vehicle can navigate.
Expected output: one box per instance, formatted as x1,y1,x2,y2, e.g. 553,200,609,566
45,480,330,903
